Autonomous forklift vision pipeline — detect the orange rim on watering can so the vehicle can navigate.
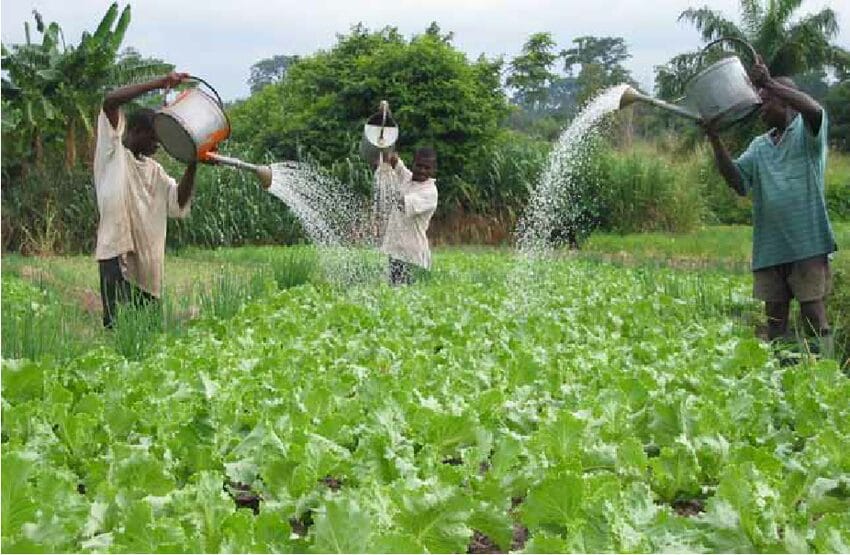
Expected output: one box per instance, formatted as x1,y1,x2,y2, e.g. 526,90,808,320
153,75,232,164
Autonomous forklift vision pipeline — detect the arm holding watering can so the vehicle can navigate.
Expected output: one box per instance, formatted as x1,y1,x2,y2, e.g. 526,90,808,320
103,72,190,130
701,56,825,197
701,124,747,197
103,72,200,209
749,57,823,136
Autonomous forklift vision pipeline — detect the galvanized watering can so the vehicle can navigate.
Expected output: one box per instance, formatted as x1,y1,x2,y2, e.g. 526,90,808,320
360,100,399,166
620,37,762,127
153,76,272,189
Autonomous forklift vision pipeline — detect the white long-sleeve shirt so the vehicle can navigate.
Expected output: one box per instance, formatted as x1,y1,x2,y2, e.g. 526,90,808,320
380,159,438,269
94,109,190,297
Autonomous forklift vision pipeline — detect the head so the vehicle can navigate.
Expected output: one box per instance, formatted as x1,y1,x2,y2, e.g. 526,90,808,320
412,147,437,182
124,108,158,157
758,76,797,130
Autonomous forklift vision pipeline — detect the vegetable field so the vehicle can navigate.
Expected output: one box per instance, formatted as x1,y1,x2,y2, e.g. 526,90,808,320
2,249,848,553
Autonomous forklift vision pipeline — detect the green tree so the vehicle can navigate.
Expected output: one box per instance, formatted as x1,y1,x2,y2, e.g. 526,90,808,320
506,32,559,112
561,36,632,104
655,0,849,100
228,23,509,211
248,54,300,94
825,80,850,150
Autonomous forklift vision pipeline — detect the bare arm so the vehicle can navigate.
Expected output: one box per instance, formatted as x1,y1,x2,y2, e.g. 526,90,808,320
751,57,822,134
704,126,747,197
102,71,190,129
761,79,822,134
177,162,197,209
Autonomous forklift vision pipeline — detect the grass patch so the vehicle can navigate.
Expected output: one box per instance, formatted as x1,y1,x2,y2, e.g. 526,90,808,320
1,246,322,362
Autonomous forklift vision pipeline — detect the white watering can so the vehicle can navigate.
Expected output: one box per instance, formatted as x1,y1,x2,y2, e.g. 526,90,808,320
620,37,762,127
153,76,272,189
360,100,399,166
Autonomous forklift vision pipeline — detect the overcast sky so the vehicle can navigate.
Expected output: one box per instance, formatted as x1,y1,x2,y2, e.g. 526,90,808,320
3,0,848,101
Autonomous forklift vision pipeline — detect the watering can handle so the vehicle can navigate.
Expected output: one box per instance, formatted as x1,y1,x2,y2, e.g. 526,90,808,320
186,75,231,158
187,75,226,109
699,37,759,67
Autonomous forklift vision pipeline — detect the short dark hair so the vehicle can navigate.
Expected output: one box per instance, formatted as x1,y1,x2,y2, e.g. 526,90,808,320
127,108,155,133
414,146,437,160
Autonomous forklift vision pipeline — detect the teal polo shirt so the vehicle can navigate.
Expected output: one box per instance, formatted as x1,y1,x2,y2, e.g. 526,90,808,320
734,109,837,270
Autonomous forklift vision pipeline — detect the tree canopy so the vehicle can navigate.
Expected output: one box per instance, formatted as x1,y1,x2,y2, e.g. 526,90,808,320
229,23,510,205
655,0,849,100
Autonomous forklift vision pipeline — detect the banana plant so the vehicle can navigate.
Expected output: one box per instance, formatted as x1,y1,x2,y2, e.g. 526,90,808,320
2,3,173,172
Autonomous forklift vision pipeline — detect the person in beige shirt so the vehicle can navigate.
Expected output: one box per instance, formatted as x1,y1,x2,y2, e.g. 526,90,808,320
379,148,439,285
95,72,198,328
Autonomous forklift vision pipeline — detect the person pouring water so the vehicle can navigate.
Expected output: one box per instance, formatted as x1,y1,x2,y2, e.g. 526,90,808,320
374,148,439,285
702,57,837,357
95,72,202,328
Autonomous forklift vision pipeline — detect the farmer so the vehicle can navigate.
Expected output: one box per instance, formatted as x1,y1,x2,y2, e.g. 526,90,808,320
703,57,836,357
95,71,198,328
377,148,439,285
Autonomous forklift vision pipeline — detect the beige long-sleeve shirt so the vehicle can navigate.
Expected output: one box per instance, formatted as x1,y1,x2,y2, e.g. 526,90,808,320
93,109,190,297
380,159,438,269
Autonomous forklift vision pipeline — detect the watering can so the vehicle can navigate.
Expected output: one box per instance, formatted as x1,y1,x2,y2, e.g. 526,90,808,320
359,100,399,166
153,76,272,189
619,37,762,127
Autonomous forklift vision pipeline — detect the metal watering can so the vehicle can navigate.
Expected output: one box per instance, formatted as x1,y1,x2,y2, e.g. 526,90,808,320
359,100,399,166
153,76,272,189
619,37,762,127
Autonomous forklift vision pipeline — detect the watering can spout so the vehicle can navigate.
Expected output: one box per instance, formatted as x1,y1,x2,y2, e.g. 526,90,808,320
204,152,273,189
618,86,643,109
618,86,701,121
255,165,273,190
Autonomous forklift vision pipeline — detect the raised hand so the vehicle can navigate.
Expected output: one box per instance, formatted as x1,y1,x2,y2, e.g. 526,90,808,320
162,71,191,89
750,56,770,88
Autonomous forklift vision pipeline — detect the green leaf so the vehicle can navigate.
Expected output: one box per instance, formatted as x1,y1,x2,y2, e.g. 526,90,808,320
369,532,424,553
195,471,236,552
616,437,649,478
253,507,294,553
1,452,38,538
521,531,568,553
812,513,850,553
110,447,175,496
521,470,583,532
311,496,371,553
112,500,189,553
533,410,585,464
395,486,472,553
649,440,701,502
1,360,45,402
469,503,514,552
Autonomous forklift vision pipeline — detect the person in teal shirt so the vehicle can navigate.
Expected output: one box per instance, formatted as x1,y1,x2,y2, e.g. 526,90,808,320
703,56,836,356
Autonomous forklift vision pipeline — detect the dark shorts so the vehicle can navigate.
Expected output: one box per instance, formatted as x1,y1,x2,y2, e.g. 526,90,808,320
99,256,157,328
753,254,832,303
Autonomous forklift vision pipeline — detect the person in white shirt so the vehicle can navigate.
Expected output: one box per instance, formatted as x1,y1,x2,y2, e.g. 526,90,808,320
95,72,198,328
379,148,439,285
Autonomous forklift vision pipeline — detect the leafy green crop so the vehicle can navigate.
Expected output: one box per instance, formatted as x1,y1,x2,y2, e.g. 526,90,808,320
2,251,848,553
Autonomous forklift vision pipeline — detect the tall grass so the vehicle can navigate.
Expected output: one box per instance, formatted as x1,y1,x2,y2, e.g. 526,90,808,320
1,245,321,362
195,270,269,321
826,151,850,221
597,145,704,233
0,275,99,360
3,137,846,255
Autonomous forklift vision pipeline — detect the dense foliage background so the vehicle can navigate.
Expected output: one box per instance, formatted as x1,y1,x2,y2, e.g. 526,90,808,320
2,1,848,254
